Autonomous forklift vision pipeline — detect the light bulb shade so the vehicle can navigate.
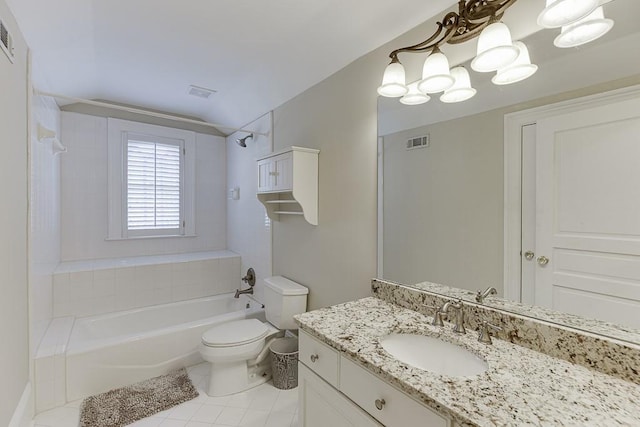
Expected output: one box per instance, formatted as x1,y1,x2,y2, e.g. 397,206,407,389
400,82,431,105
440,67,476,103
537,0,599,29
471,22,520,72
417,50,454,93
554,7,614,48
492,41,538,85
377,61,408,97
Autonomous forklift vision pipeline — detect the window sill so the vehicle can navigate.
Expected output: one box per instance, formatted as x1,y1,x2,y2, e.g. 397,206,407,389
105,233,196,241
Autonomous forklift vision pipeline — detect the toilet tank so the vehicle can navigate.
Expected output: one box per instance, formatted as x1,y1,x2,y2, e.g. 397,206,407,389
263,276,308,330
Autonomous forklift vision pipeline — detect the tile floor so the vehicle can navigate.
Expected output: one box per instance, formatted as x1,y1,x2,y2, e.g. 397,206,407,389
32,363,299,427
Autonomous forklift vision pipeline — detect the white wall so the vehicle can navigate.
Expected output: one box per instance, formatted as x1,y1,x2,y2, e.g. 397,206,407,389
271,55,380,310
29,95,61,357
0,1,29,424
60,112,227,261
226,113,273,302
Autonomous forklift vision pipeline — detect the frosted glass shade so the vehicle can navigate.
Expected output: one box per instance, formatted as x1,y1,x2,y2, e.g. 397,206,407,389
417,49,454,94
400,82,431,105
554,7,614,48
471,22,520,72
492,41,538,85
537,0,599,29
377,61,408,97
440,67,476,103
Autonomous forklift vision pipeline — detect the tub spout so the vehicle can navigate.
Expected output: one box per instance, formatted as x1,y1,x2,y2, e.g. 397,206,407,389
234,287,254,298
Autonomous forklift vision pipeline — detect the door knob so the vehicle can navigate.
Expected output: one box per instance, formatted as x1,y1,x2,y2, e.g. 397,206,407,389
536,255,549,266
524,251,535,261
375,399,386,410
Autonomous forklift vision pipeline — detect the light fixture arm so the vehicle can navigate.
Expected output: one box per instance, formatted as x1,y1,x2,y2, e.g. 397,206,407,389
388,0,518,61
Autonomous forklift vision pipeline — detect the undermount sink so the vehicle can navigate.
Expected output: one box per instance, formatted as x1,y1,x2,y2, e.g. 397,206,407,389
379,333,489,377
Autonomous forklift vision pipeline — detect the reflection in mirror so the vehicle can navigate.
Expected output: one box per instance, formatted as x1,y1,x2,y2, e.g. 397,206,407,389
377,0,640,343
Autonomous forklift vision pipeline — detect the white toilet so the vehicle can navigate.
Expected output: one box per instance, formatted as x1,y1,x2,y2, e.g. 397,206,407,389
199,276,308,396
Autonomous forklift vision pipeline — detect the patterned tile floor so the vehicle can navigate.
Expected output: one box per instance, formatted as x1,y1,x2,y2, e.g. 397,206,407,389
33,363,299,427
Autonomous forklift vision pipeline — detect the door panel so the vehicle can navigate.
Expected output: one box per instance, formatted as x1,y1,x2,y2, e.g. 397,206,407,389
534,96,640,329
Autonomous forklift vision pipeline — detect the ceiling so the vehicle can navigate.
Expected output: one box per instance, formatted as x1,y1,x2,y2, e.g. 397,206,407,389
6,0,456,133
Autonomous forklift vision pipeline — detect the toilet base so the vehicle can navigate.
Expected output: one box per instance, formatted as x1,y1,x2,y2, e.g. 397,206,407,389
206,357,272,396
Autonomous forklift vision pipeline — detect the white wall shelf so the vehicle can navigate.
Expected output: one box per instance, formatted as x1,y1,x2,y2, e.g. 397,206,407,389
257,146,319,225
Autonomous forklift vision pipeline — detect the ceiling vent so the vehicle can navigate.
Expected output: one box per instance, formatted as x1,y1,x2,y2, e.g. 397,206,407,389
0,18,15,63
188,85,216,99
406,135,430,150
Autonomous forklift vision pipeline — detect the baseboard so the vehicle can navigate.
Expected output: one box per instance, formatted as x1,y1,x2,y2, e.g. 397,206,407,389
8,382,33,427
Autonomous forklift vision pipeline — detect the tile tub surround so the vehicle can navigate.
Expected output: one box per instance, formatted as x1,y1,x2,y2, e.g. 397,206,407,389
372,279,640,385
294,297,640,427
53,251,241,317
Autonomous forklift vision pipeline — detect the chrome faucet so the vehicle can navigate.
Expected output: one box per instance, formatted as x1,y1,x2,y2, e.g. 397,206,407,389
234,268,256,298
439,299,466,334
475,286,497,303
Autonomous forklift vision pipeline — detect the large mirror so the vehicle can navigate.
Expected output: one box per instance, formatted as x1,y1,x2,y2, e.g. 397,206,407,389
378,0,640,344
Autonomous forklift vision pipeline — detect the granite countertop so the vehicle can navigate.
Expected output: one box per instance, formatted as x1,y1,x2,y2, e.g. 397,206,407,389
294,297,640,427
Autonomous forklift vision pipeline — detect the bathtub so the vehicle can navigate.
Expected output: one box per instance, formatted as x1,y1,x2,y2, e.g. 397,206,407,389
66,293,264,401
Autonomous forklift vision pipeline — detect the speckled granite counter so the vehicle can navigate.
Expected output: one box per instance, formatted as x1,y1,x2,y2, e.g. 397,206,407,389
295,297,640,427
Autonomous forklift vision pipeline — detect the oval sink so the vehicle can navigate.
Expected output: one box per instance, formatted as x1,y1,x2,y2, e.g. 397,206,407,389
379,333,488,377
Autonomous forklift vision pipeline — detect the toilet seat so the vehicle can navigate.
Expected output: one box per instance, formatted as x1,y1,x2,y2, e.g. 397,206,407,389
202,318,269,348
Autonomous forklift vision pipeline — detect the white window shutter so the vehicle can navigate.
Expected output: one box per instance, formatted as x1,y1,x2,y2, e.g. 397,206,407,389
126,139,182,232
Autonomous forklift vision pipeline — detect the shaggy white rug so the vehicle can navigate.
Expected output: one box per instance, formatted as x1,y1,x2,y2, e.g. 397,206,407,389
79,368,199,427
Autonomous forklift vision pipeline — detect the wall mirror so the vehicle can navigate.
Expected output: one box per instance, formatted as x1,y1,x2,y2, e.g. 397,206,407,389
377,0,640,345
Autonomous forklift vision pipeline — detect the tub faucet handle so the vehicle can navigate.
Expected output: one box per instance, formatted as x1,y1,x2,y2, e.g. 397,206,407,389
242,268,256,287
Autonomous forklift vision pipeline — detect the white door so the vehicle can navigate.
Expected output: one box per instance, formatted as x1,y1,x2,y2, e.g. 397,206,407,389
529,95,640,329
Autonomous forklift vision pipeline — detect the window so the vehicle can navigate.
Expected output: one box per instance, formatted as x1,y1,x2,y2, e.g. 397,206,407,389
108,119,196,239
125,134,183,236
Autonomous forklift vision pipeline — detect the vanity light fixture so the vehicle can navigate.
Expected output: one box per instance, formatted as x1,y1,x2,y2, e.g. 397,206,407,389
378,0,614,106
553,6,614,48
537,0,599,29
377,59,409,97
400,82,431,105
440,67,476,103
470,18,520,72
491,41,538,85
417,47,455,93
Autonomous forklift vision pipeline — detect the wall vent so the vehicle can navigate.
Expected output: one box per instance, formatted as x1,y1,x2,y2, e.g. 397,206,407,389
0,18,15,63
406,135,430,150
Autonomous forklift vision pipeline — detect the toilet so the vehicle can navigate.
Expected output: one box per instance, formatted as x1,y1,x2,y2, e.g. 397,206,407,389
199,276,308,396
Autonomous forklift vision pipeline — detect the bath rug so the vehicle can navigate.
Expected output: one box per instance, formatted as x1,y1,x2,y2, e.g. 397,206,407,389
79,368,199,427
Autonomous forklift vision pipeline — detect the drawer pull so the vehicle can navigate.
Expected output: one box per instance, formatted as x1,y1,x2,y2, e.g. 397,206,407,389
375,398,386,411
310,354,319,363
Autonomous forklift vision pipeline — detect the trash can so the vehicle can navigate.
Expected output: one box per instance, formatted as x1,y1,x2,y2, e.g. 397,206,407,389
270,337,299,390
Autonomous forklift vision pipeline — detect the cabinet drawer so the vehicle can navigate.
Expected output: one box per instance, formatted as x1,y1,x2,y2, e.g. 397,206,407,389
340,356,449,427
299,330,340,387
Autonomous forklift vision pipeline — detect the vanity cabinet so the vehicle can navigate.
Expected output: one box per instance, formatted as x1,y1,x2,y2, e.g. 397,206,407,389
299,364,382,427
299,330,453,427
256,146,319,225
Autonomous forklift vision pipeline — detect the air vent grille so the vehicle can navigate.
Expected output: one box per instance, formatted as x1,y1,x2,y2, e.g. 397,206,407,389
406,135,430,150
0,19,15,63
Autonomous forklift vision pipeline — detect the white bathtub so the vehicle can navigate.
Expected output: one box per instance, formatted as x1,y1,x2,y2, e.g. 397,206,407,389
66,293,264,401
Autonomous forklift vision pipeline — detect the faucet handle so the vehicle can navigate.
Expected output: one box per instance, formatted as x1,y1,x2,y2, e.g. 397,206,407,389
422,304,445,327
478,321,503,345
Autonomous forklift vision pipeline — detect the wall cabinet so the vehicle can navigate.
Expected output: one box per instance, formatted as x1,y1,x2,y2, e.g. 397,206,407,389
256,146,319,225
299,330,453,427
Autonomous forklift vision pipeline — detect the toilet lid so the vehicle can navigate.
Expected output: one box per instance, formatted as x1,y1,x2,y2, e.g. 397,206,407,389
202,319,269,347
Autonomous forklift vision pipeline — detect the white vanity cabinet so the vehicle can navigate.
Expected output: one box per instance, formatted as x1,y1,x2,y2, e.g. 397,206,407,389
256,146,319,225
298,330,453,427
